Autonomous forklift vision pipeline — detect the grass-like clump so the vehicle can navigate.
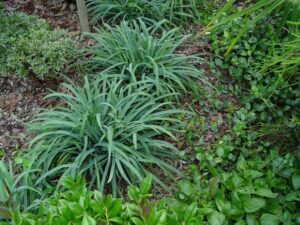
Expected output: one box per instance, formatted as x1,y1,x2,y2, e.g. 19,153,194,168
84,20,206,95
27,77,185,195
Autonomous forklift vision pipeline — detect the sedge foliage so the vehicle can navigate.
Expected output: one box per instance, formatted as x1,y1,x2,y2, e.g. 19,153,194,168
84,20,206,95
86,0,165,24
86,0,219,24
0,160,40,219
27,77,184,195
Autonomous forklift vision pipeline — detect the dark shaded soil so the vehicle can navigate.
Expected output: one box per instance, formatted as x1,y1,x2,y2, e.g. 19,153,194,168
0,75,62,154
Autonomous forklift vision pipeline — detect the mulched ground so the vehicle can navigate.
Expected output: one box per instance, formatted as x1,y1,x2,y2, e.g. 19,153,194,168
0,0,238,163
1,0,81,154
0,76,60,154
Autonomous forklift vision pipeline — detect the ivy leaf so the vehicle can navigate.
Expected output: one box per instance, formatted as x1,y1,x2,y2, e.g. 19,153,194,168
243,198,266,213
260,213,280,225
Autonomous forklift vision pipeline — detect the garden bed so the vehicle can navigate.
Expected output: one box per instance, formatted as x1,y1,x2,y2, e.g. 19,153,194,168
0,0,299,224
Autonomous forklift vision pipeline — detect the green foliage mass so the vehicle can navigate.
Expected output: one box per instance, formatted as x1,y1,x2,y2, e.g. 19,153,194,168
182,128,300,224
0,13,73,79
27,76,185,195
4,150,300,225
1,1,299,225
206,11,300,143
83,20,207,95
86,0,222,25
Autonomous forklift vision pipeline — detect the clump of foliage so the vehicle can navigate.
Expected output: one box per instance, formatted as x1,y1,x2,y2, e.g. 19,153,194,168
86,0,165,24
27,77,184,195
2,176,202,224
206,12,277,80
84,20,206,94
86,0,220,25
5,148,300,225
178,146,300,224
206,11,299,144
166,0,223,23
257,31,300,139
205,0,300,54
180,102,300,224
0,13,73,79
0,159,41,220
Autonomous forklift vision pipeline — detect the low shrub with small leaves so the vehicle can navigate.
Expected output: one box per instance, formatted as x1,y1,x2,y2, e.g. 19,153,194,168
206,11,300,141
0,13,74,79
177,149,300,224
84,20,207,95
27,77,185,195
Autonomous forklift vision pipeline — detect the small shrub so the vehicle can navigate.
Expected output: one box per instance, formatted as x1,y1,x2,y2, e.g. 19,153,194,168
0,13,74,79
27,77,185,195
84,20,207,95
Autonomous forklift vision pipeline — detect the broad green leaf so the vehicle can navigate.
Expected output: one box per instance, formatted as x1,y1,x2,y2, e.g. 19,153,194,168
208,211,226,225
82,215,96,225
178,180,195,197
260,213,280,225
243,198,266,213
234,221,246,225
140,175,152,195
209,177,220,200
255,188,277,198
246,214,256,225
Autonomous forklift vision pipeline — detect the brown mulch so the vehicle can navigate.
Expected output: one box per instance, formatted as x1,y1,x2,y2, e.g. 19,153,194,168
0,75,61,154
2,0,80,31
0,0,81,154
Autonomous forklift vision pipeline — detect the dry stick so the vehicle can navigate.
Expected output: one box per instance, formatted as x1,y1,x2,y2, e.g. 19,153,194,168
76,0,90,32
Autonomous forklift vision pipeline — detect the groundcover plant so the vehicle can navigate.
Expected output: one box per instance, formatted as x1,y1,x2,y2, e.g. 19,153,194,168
0,0,299,224
0,12,73,79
